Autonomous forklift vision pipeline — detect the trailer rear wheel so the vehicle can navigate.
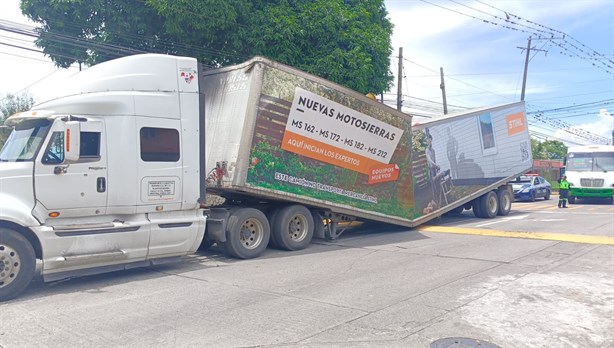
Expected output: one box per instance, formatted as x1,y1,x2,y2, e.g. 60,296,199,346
272,205,314,251
224,208,270,259
496,188,512,216
0,228,36,302
472,199,484,218
480,191,499,218
266,207,281,248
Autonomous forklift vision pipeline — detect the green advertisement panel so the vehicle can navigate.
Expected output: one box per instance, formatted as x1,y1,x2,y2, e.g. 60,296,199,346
245,67,417,219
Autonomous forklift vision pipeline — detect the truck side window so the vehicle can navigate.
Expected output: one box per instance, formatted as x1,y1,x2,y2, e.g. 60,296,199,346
80,132,101,159
140,127,180,162
42,131,65,164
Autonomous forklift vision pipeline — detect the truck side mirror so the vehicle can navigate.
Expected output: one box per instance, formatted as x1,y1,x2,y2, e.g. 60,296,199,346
65,121,81,162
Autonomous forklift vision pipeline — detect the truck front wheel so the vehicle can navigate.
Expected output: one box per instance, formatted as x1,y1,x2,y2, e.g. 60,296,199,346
271,205,314,251
224,208,270,259
0,228,36,302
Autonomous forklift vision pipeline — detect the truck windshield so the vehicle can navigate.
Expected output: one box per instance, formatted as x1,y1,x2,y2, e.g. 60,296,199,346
567,152,614,172
0,119,52,162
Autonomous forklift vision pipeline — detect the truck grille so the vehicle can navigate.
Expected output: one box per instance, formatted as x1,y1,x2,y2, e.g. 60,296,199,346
580,178,604,187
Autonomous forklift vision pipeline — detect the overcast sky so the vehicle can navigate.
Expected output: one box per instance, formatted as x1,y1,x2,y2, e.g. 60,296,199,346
0,0,612,145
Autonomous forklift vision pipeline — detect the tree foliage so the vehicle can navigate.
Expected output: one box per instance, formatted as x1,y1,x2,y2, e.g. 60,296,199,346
531,138,567,160
0,92,35,148
21,0,394,93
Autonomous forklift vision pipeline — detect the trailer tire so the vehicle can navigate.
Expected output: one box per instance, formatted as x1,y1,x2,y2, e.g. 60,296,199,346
496,188,513,216
0,228,36,302
272,205,314,251
224,208,270,259
472,199,484,218
480,191,499,218
266,207,281,248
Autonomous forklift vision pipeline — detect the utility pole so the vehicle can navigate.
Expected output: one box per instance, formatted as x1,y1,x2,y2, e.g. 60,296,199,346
440,67,448,114
520,37,532,101
397,47,403,111
518,36,559,101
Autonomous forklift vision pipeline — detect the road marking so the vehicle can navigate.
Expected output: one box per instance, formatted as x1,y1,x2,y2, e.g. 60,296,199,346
503,214,530,220
416,225,614,245
537,206,555,211
475,220,506,227
475,214,528,228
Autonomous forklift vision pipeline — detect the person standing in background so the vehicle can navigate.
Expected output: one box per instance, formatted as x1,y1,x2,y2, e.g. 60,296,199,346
558,175,570,208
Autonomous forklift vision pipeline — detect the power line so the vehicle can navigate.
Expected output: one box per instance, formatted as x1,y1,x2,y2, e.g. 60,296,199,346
395,55,609,143
527,99,614,114
0,19,247,68
2,10,610,144
475,0,614,67
530,113,612,145
468,0,614,73
417,0,614,75
400,57,517,103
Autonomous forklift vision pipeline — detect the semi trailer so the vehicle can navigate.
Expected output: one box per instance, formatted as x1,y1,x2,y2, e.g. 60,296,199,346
0,54,532,300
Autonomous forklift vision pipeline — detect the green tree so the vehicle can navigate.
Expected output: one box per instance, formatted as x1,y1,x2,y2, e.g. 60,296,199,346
21,0,394,94
20,0,170,68
531,138,567,160
0,92,35,148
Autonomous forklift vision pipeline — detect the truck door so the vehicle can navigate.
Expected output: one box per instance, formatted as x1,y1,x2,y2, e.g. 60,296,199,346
35,119,108,216
136,118,199,257
35,118,151,273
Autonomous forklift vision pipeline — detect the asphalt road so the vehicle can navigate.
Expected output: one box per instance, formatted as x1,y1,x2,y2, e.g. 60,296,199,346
1,199,612,348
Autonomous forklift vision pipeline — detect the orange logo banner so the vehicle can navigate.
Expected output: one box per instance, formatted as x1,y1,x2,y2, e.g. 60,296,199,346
281,131,382,175
368,164,399,184
506,112,526,135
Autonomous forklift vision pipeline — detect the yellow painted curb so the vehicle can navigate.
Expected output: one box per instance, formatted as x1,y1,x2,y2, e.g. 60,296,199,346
416,225,614,245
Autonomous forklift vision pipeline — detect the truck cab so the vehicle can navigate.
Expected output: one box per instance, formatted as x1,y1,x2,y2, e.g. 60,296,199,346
0,54,206,301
